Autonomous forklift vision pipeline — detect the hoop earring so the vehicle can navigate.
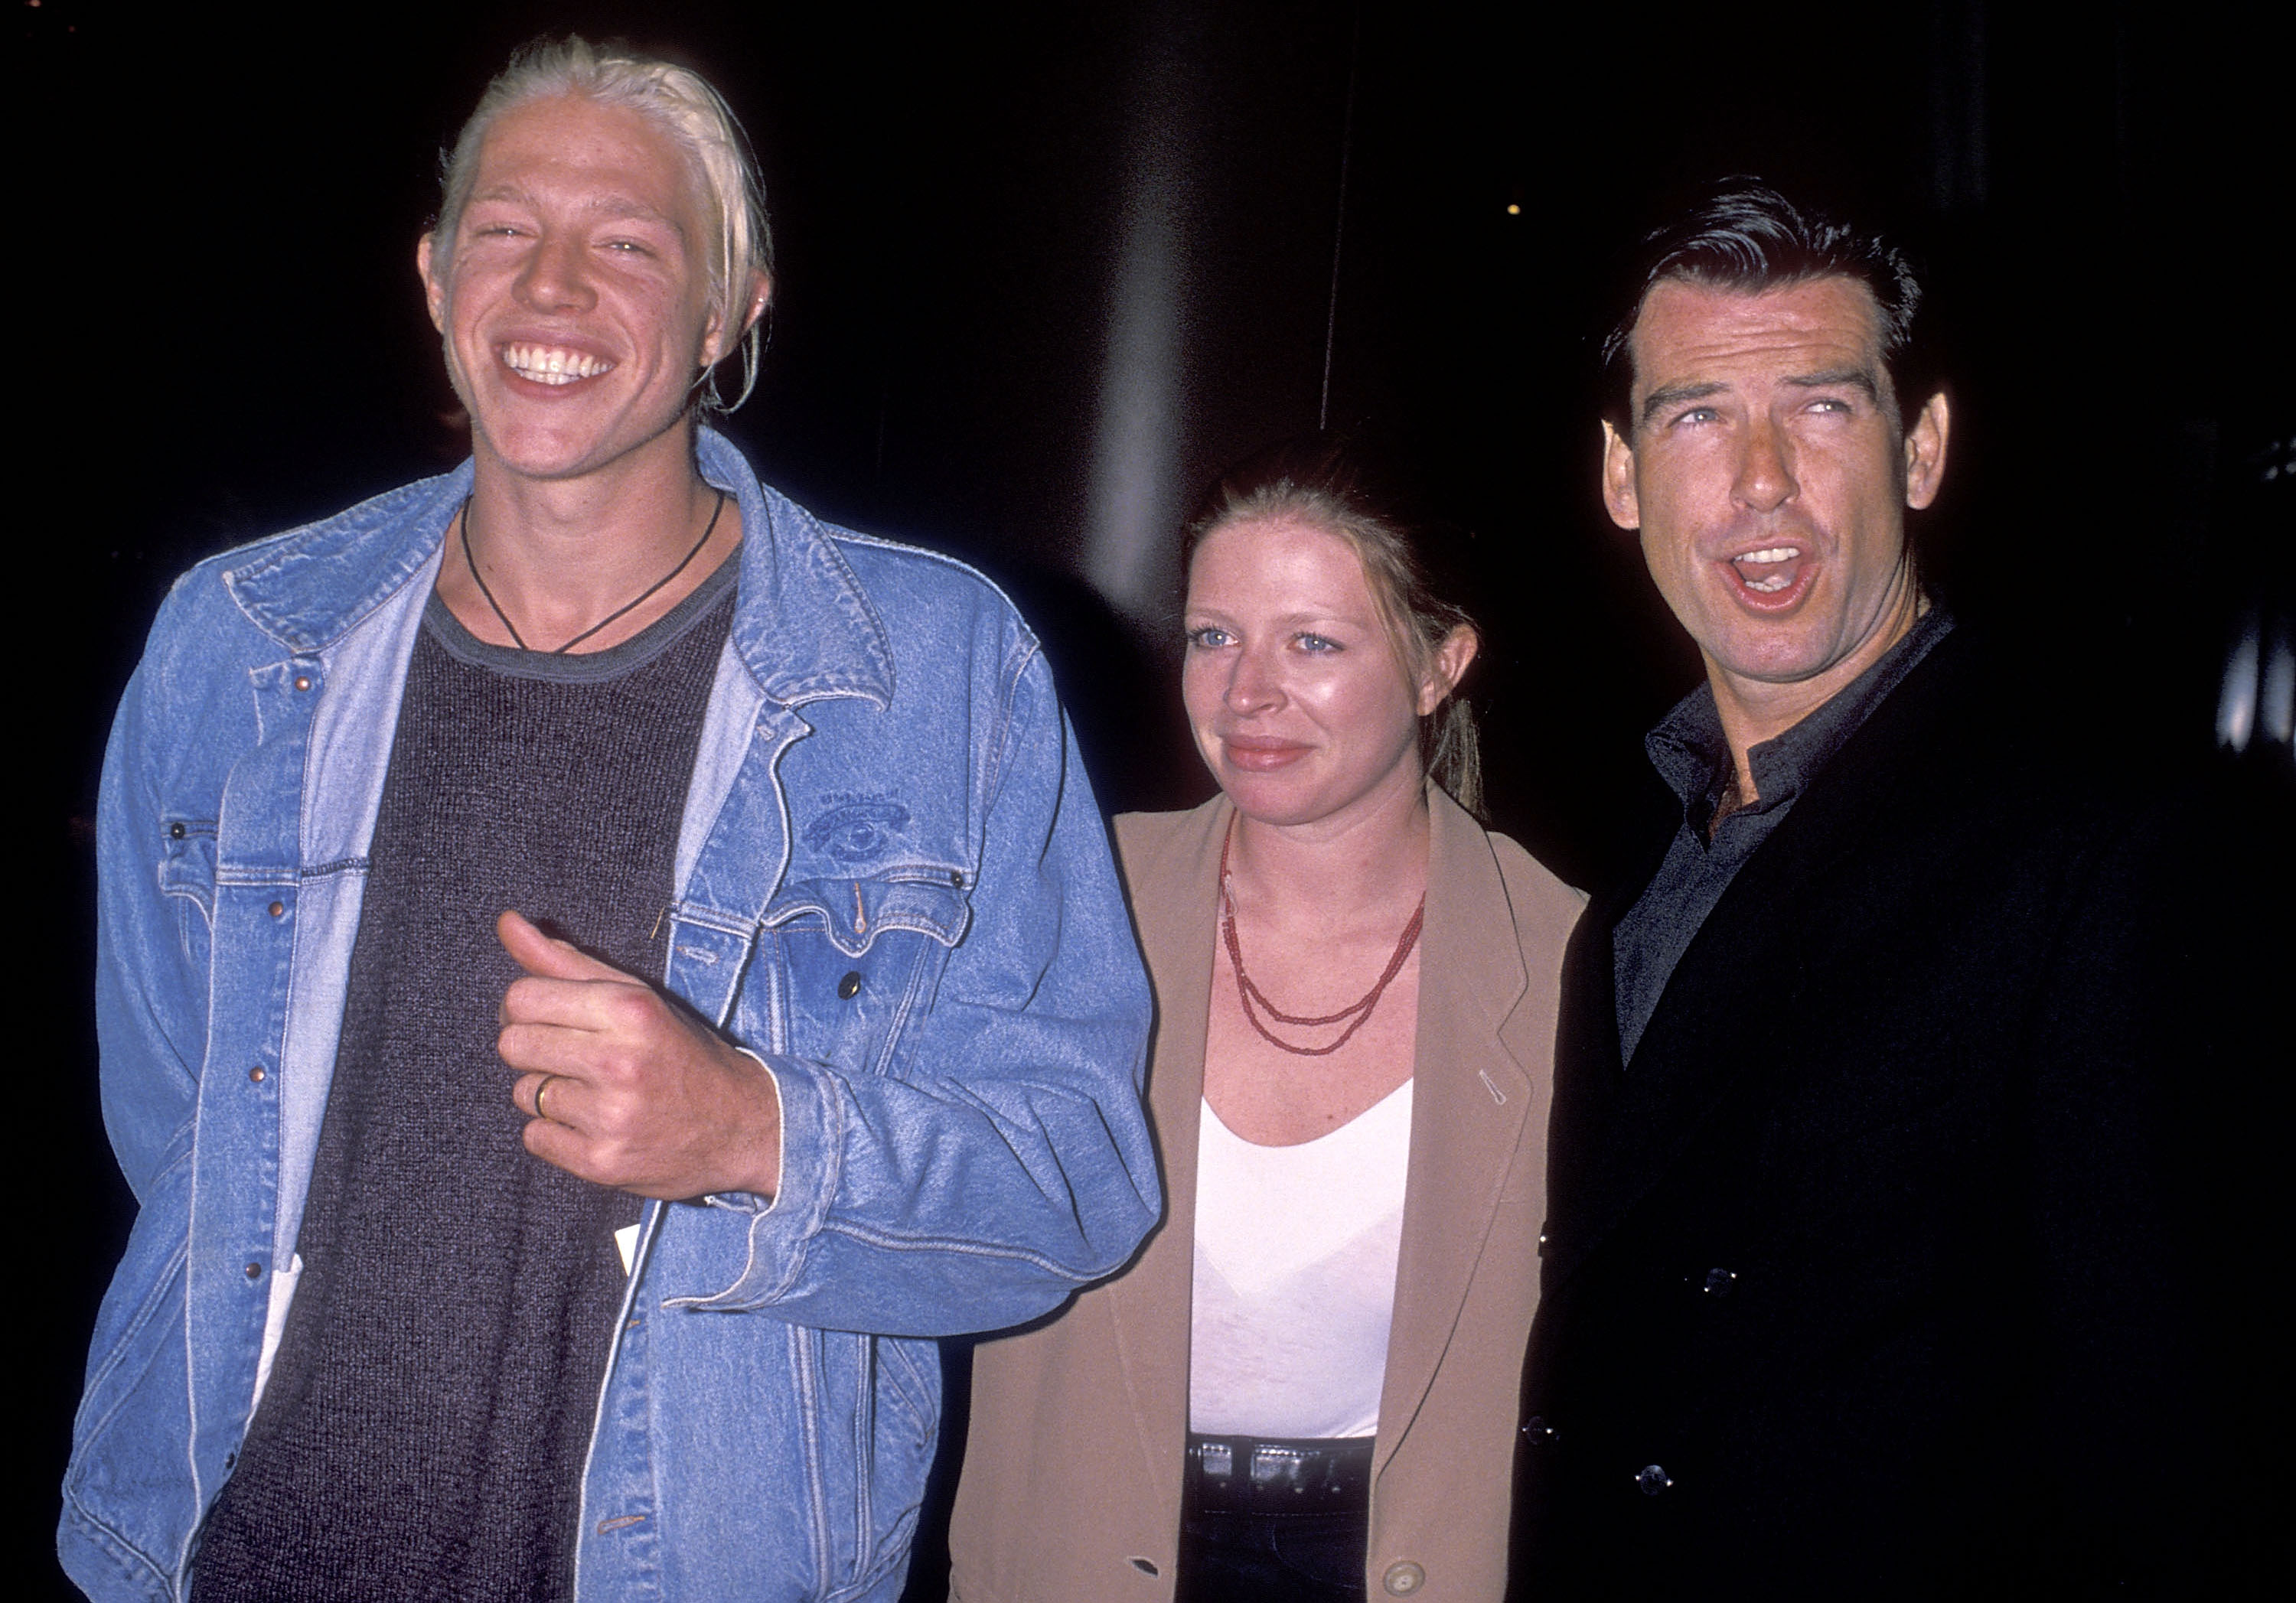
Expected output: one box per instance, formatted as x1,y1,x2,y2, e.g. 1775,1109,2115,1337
730,309,771,413
691,361,727,416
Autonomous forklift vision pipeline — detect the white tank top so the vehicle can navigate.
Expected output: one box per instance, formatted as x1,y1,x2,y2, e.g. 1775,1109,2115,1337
1187,1079,1413,1438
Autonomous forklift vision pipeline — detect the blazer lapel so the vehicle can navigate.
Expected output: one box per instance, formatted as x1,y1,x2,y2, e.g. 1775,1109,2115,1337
1375,793,1535,1472
1544,642,1958,1293
1101,800,1226,1499
1545,868,1793,1292
1541,885,1636,1292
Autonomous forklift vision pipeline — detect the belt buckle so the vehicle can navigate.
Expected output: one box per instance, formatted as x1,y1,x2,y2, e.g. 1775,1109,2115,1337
1250,1444,1312,1494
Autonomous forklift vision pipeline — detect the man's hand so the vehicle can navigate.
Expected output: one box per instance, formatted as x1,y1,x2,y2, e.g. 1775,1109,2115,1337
495,910,781,1200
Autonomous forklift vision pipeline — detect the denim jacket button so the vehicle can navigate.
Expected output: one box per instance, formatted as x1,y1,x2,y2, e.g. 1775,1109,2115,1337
243,1262,263,1280
249,1066,266,1083
268,901,285,917
293,675,312,692
169,821,186,839
837,972,863,1000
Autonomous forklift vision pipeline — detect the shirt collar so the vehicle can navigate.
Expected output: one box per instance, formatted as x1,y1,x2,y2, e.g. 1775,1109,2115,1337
1645,607,1956,827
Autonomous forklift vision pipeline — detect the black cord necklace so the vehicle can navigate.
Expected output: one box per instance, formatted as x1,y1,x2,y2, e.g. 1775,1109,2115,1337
459,487,727,653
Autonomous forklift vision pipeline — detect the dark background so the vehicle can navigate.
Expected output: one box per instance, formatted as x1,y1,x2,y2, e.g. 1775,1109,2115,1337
23,2,2288,1596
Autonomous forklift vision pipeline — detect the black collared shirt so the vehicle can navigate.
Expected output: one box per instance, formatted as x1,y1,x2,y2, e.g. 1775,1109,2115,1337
1611,608,1955,1065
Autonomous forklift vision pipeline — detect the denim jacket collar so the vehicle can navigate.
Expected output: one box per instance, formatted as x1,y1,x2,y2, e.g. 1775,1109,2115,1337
220,428,896,711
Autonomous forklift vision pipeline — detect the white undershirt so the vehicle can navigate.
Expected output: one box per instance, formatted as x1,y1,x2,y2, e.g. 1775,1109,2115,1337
1188,1079,1413,1439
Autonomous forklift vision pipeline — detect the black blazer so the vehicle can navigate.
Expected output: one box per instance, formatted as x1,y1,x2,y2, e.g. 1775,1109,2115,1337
1511,629,2281,1598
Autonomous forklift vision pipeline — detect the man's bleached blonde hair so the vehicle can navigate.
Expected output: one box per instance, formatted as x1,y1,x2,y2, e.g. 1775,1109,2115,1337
433,36,773,415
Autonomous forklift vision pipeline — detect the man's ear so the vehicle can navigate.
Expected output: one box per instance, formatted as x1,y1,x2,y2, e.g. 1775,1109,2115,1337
1418,625,1481,716
1903,391,1950,510
1601,419,1642,530
703,271,773,366
416,233,447,334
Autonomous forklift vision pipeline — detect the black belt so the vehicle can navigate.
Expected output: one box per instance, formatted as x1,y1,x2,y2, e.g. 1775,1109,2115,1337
1185,1432,1374,1515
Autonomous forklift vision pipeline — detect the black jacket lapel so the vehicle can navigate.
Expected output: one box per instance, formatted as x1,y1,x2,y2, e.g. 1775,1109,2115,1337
1543,632,1976,1295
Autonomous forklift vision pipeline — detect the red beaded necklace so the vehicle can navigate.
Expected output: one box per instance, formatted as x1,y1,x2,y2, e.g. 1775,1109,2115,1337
1218,823,1424,1057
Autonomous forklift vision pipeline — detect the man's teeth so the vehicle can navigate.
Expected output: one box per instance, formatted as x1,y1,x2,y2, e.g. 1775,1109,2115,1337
502,344,614,386
1736,546,1800,594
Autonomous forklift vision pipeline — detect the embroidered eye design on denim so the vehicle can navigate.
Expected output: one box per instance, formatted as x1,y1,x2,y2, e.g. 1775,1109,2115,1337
802,800,913,866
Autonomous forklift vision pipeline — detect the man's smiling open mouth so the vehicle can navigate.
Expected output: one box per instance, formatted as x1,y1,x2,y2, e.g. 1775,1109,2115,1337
501,343,615,386
1730,545,1805,595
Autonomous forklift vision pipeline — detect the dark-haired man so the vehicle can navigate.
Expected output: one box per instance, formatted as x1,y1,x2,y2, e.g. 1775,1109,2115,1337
1511,184,2256,1595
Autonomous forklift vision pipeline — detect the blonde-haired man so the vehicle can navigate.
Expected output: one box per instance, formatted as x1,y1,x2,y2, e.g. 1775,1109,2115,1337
64,39,1155,1602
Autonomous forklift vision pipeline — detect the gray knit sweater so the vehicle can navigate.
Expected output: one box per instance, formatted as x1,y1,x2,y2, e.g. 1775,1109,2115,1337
193,563,738,1603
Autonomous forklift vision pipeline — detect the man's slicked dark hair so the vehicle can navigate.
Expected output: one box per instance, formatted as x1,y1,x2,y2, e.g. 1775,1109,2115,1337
1600,181,1931,435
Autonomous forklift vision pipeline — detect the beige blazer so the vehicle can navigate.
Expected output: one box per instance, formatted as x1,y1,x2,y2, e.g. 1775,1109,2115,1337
950,789,1582,1601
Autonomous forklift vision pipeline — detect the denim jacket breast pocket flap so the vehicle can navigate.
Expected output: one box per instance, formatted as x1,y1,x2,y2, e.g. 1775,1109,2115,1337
764,872,973,957
762,874,974,1082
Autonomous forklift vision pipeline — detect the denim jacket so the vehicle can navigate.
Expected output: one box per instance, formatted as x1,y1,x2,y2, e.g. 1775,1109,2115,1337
64,430,1159,1602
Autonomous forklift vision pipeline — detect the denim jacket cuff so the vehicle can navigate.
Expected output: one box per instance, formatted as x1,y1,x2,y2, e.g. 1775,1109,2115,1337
657,1051,839,1311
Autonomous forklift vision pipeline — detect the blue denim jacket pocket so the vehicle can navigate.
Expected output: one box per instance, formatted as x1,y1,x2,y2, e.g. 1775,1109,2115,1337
156,819,217,966
872,1333,940,1452
763,875,971,1080
857,1333,943,1591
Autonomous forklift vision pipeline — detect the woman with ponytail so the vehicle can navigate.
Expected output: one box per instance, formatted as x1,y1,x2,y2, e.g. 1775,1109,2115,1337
952,438,1582,1603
